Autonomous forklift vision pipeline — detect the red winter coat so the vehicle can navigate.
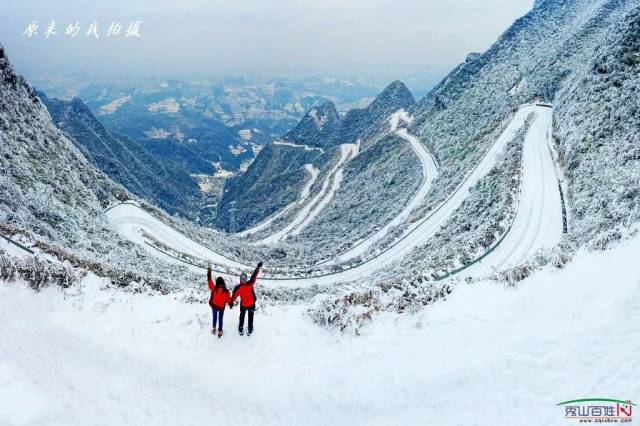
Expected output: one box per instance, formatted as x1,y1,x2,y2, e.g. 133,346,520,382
231,265,261,308
208,271,232,310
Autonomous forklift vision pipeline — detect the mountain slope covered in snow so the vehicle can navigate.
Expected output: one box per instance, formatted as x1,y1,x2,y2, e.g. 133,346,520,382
2,228,638,425
406,0,640,253
215,81,417,233
280,101,340,147
0,47,122,243
38,92,204,221
0,46,255,292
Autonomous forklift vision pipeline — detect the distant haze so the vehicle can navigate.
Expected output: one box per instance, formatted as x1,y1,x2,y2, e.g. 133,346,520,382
0,0,533,85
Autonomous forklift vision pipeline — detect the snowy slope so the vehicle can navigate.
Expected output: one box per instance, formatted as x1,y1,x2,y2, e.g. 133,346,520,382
216,81,415,233
1,234,638,425
236,164,319,238
329,110,439,263
3,1,640,421
38,93,202,221
257,144,358,244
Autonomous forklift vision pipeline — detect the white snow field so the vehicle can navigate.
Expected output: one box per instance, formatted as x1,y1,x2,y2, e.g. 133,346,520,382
387,108,412,132
1,235,638,426
105,105,562,286
257,143,358,244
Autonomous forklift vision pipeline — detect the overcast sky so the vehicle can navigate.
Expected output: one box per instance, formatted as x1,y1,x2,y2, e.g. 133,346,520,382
0,0,533,83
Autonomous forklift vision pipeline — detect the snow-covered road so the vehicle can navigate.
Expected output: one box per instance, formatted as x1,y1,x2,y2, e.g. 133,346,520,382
257,143,358,244
282,105,551,285
105,105,563,287
106,202,249,271
272,140,325,153
253,109,437,247
235,164,319,238
459,106,563,277
327,110,440,264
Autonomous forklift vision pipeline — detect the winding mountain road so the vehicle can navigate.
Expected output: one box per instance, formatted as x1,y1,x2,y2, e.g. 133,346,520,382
235,164,319,238
326,110,440,264
458,105,563,277
256,143,358,244
105,104,564,286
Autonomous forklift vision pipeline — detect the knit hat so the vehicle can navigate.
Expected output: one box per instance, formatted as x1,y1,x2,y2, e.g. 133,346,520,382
240,272,248,283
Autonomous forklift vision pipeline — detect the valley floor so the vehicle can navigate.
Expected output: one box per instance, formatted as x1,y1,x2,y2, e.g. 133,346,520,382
1,235,638,425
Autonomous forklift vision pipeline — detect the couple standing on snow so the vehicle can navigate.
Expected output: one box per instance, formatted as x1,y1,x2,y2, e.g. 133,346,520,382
207,261,263,338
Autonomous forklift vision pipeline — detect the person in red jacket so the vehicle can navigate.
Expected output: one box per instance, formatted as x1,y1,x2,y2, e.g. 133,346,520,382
207,266,233,338
231,261,263,336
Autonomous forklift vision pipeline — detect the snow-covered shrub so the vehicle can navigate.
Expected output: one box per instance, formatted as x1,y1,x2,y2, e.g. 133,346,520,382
0,251,85,290
547,239,578,269
0,250,17,281
33,240,173,294
499,263,535,287
551,250,573,269
307,279,452,334
309,287,382,334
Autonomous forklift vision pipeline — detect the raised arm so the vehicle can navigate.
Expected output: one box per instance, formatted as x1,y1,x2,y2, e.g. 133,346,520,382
207,267,215,291
248,261,263,286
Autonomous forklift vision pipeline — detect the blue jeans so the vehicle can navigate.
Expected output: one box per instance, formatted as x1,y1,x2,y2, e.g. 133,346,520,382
212,308,224,330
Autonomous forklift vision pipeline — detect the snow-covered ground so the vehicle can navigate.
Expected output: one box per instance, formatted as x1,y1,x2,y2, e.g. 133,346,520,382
272,140,325,153
2,234,638,425
104,105,562,287
97,95,131,116
0,235,33,259
387,108,412,132
257,143,358,244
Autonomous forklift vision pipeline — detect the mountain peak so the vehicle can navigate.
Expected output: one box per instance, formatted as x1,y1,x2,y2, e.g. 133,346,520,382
378,80,414,103
1,44,38,104
369,80,415,112
282,101,340,146
307,101,339,131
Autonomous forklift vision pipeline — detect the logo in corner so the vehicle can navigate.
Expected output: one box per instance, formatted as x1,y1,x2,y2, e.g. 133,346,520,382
557,398,635,422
